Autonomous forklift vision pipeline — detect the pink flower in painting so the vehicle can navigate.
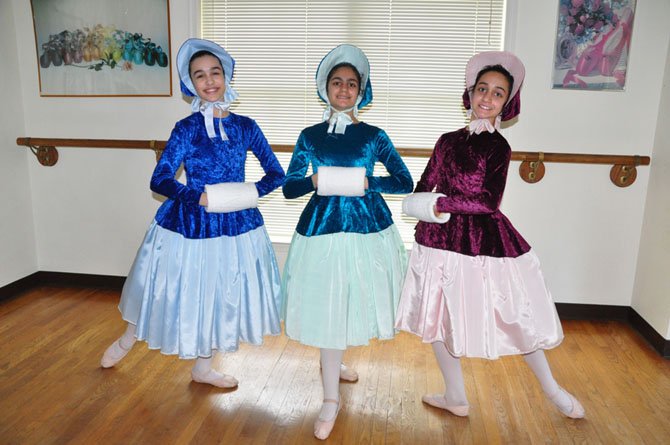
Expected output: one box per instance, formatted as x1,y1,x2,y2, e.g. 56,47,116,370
560,5,569,16
570,7,578,16
580,14,587,23
594,20,604,30
592,0,601,11
574,24,585,35
566,16,575,25
571,0,583,8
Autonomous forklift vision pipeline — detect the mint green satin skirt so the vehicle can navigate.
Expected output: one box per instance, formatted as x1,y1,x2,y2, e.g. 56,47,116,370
281,225,407,349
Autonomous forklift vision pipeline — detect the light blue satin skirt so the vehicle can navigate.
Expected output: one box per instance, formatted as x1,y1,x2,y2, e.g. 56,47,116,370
119,220,281,359
281,225,407,349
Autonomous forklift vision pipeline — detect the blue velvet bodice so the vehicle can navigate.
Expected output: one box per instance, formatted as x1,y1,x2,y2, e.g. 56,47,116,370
414,128,530,257
151,112,285,239
283,121,413,236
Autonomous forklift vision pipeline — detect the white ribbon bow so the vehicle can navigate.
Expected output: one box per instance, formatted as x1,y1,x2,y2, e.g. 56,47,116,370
191,97,232,140
323,106,360,134
467,110,502,135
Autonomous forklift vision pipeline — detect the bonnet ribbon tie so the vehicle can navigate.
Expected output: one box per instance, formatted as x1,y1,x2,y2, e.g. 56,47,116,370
323,106,358,134
467,110,501,135
191,97,232,141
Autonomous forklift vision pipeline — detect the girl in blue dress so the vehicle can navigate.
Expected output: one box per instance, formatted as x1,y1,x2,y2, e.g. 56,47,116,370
281,44,413,440
100,39,285,388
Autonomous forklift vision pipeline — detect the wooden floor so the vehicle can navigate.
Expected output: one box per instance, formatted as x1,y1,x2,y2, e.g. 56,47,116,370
1,287,669,445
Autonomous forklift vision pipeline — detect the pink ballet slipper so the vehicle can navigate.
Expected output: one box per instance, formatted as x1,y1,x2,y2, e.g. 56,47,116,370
320,362,359,382
100,339,132,368
549,387,585,419
314,398,340,440
421,394,469,417
191,369,239,388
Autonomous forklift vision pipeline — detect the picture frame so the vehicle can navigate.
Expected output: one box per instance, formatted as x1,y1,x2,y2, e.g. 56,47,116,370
30,0,172,97
552,0,636,91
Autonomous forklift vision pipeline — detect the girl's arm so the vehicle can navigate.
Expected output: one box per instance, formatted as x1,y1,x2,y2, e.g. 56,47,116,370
248,121,286,197
413,134,446,194
282,132,315,199
435,144,511,214
150,123,202,206
366,129,414,194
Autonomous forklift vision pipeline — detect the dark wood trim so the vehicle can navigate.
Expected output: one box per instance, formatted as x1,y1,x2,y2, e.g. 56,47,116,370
555,302,630,321
0,272,41,301
0,271,125,300
628,308,670,358
37,271,126,290
555,303,669,358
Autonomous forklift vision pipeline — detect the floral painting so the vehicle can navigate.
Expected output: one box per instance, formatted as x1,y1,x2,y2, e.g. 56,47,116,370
552,0,635,90
30,0,171,96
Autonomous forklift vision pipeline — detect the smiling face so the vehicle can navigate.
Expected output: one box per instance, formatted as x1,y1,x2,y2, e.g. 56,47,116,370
470,70,511,124
189,53,226,103
326,65,361,112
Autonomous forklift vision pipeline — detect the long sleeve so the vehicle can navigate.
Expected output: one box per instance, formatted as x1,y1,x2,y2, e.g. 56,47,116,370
248,121,285,197
366,129,414,194
150,122,201,206
415,130,511,215
414,134,445,194
413,129,530,257
283,132,316,199
435,145,510,214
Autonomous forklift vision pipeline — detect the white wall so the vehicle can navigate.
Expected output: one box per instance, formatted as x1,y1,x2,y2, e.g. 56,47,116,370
0,0,37,287
632,38,670,339
501,0,668,314
7,0,670,338
13,0,191,276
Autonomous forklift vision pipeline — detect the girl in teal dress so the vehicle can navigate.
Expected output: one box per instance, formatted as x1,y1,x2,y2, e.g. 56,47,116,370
280,44,413,440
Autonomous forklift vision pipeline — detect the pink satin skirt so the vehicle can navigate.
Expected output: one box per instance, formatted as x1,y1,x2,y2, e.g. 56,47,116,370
395,243,563,359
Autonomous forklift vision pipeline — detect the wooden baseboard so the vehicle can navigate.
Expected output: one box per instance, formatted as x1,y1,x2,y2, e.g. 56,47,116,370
556,302,669,358
0,271,125,300
0,272,41,301
36,271,126,290
555,302,630,321
1,272,668,357
628,308,670,358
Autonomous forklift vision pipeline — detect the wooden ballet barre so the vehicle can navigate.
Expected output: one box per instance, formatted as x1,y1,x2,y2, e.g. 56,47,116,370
16,137,651,187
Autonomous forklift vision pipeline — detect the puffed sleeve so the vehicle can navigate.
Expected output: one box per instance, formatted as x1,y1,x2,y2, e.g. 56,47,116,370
149,122,201,206
366,129,413,194
248,120,285,197
282,132,316,199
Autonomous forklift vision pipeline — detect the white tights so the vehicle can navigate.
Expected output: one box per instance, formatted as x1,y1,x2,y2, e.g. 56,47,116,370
432,343,574,414
319,348,344,419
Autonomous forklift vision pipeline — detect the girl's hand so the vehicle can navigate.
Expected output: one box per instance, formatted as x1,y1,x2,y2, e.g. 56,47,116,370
199,192,208,207
311,173,318,189
364,177,369,190
433,205,442,218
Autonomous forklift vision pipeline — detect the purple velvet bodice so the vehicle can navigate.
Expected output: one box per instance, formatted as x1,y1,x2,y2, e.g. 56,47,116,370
414,127,530,258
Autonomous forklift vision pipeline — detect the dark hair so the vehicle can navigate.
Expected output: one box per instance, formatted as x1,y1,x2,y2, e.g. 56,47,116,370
189,50,224,76
472,64,513,97
326,62,362,93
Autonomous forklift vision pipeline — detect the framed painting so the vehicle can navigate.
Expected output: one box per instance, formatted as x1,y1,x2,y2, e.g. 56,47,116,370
552,0,636,90
30,0,172,96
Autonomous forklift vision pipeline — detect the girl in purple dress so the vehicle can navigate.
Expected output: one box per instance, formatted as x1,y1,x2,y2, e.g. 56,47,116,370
395,51,584,419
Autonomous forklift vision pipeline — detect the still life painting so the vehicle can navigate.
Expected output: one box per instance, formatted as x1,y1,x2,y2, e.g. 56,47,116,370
31,0,172,96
